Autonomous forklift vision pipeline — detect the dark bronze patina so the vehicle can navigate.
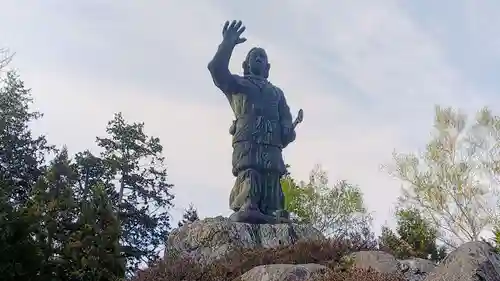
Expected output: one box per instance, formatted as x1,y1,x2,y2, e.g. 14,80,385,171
208,20,303,224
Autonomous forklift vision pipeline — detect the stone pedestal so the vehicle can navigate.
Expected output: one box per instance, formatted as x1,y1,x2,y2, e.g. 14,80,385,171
165,216,324,265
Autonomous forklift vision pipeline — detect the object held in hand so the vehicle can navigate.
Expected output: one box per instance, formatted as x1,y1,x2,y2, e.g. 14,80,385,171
293,109,304,129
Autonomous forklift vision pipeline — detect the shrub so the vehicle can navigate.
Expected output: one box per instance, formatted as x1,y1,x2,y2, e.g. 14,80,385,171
132,238,403,281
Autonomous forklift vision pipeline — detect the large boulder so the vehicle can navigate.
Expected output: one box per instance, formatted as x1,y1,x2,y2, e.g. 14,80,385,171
348,250,401,274
165,216,324,265
347,251,438,281
236,264,330,281
424,241,500,281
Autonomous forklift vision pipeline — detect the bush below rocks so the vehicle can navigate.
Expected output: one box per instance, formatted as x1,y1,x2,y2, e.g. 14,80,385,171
133,238,404,281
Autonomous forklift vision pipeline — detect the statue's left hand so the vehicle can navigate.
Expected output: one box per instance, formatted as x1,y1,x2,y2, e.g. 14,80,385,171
293,109,303,128
296,109,304,124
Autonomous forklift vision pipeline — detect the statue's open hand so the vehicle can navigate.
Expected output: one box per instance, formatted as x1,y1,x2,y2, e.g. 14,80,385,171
222,20,247,46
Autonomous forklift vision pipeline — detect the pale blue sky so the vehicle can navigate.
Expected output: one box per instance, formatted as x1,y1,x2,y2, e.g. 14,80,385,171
2,0,500,234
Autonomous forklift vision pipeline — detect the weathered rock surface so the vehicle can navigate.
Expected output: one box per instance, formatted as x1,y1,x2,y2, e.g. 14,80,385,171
424,241,500,281
236,264,329,281
349,250,401,274
347,251,437,281
165,216,324,265
399,258,436,281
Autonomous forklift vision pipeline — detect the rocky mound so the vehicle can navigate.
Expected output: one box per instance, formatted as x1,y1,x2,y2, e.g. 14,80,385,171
164,216,324,265
134,217,500,281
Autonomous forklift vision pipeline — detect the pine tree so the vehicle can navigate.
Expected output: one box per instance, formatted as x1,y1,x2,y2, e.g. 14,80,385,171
0,71,49,280
72,150,117,204
396,207,447,261
27,149,126,280
65,184,125,281
378,226,412,259
0,61,45,280
378,208,447,262
0,181,44,281
28,148,79,280
178,204,199,227
0,70,126,280
96,112,174,273
0,71,53,206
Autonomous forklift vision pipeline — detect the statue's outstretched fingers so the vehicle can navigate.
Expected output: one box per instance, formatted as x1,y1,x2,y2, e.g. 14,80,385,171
229,20,237,29
238,26,246,35
234,21,242,30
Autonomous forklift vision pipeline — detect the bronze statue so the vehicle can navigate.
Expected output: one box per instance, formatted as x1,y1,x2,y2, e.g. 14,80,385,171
208,20,303,224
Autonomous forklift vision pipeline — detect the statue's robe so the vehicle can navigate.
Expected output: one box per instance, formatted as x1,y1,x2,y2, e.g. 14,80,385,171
208,67,296,216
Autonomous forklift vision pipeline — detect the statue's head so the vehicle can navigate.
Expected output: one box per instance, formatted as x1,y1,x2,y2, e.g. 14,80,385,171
242,47,270,79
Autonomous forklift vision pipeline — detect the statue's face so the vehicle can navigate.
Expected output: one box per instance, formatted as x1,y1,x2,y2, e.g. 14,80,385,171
247,48,268,77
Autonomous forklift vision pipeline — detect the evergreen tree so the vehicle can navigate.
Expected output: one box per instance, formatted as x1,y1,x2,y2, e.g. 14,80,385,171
27,149,125,280
0,71,53,206
0,181,43,281
0,69,126,280
178,203,199,227
0,59,45,280
65,184,125,280
0,72,48,279
28,148,79,280
378,208,447,262
96,112,174,273
72,150,117,205
396,207,447,261
378,226,412,258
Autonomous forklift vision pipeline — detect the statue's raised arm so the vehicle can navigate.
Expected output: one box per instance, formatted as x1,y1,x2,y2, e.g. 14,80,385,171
207,20,247,95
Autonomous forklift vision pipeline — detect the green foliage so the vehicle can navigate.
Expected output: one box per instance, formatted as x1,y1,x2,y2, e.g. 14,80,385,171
282,165,373,240
378,226,410,258
178,203,199,227
0,71,53,206
21,148,125,280
0,70,51,280
97,112,174,273
378,208,447,262
64,184,125,280
280,174,313,222
28,149,80,279
0,183,44,281
0,71,127,280
388,105,500,248
493,226,500,253
396,208,447,261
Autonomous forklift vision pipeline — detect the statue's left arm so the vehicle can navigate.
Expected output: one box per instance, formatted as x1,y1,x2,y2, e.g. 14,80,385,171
277,88,296,148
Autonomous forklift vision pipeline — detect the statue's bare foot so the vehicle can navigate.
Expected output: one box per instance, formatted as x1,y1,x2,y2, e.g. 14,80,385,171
229,202,292,224
273,210,291,223
229,209,271,224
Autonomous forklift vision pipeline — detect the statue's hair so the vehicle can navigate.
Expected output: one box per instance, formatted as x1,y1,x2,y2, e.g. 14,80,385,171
243,47,269,78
